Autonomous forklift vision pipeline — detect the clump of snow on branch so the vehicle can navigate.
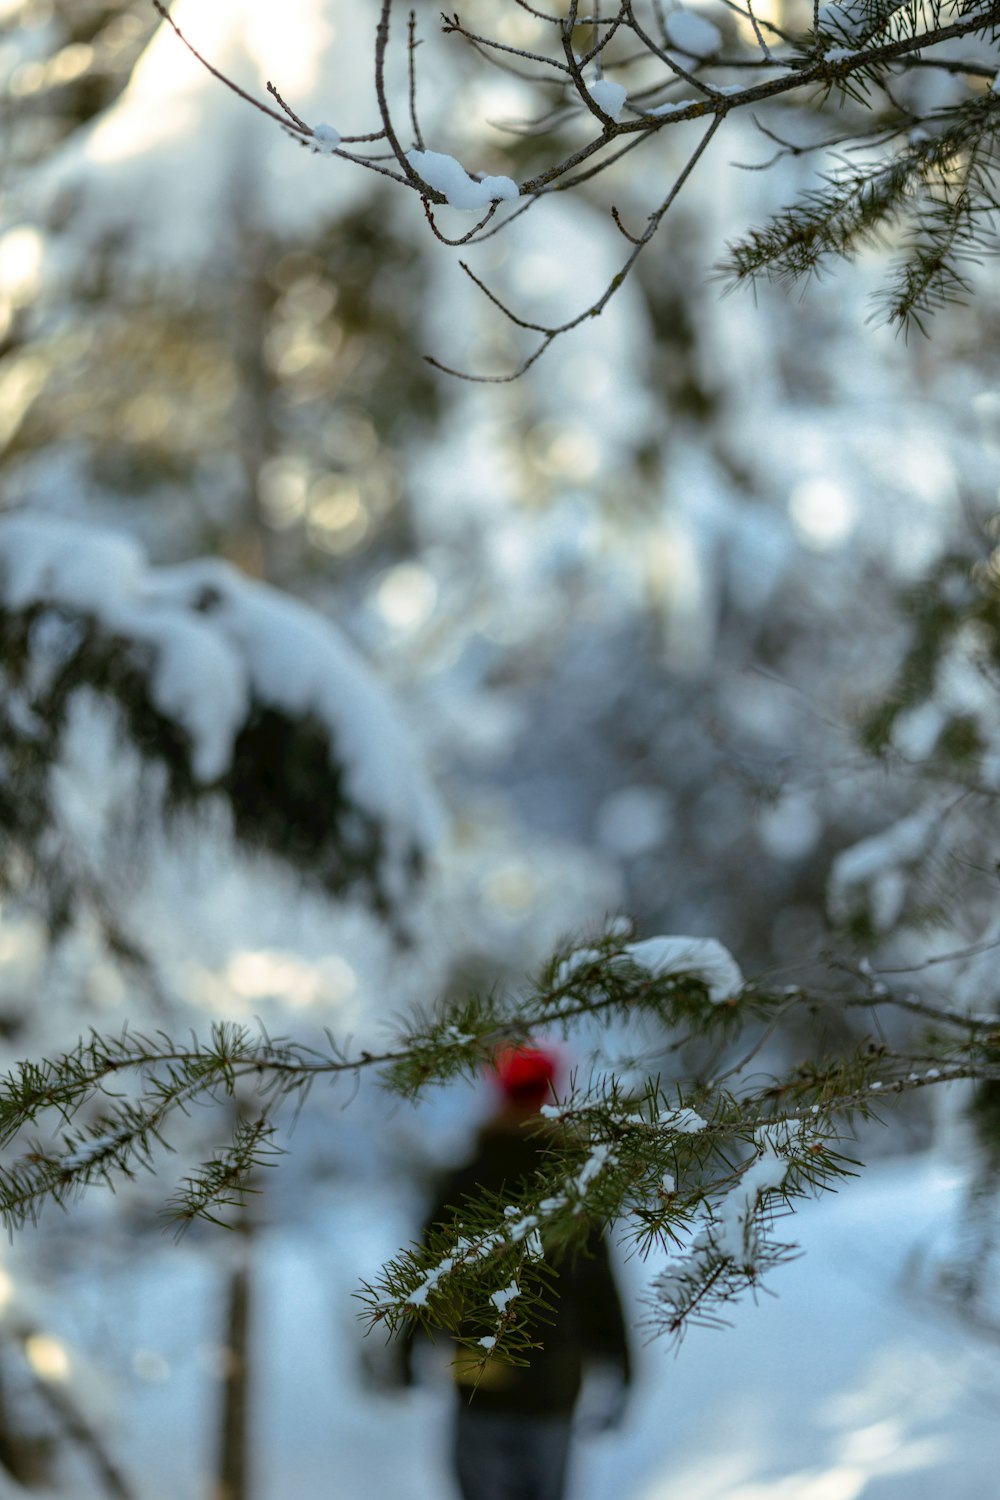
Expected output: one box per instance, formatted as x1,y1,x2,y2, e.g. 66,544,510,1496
310,122,341,153
541,1091,707,1136
709,1142,790,1262
554,947,605,987
648,1135,799,1335
589,78,628,121
648,99,699,117
574,1141,618,1199
406,150,519,212
632,1106,707,1134
490,1280,519,1313
623,935,743,1002
548,934,743,1016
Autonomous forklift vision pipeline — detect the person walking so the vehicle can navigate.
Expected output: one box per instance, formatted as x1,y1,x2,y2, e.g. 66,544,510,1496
404,1044,632,1500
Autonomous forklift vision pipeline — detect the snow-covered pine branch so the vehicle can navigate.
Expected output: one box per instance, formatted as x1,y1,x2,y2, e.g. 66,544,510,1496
0,515,440,937
2,921,1000,1346
360,929,1000,1352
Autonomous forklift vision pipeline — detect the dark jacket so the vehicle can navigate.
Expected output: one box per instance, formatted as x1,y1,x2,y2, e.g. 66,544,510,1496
418,1114,631,1416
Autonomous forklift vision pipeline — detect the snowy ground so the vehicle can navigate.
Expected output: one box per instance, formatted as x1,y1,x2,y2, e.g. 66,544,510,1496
35,1152,1000,1500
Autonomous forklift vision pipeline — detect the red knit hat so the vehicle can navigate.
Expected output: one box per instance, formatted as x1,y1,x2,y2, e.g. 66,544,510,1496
492,1044,559,1106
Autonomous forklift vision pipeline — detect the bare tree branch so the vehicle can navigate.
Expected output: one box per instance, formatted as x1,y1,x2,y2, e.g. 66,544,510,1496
149,0,1000,377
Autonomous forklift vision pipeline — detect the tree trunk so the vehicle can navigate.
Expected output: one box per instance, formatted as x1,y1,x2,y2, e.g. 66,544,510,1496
214,1250,253,1500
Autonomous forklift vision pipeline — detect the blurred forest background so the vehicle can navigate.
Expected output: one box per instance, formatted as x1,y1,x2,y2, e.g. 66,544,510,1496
4,1,1000,1496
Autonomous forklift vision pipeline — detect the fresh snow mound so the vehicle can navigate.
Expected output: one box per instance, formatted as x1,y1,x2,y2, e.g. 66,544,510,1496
624,935,743,1002
665,9,723,54
589,78,628,121
0,516,145,613
406,149,518,212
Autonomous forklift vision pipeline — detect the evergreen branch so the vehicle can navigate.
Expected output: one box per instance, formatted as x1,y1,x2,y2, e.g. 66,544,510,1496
717,94,1000,327
877,122,1000,329
0,928,998,1255
358,1080,853,1347
361,1019,1000,1348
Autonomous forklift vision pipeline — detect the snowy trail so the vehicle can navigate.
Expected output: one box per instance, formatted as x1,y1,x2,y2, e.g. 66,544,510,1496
579,1157,1000,1500
45,1154,1000,1499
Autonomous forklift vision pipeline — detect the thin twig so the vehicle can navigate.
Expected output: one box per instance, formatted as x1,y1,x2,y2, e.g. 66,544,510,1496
731,111,906,170
322,148,411,187
441,13,572,73
611,203,643,243
869,934,1000,974
745,0,775,60
623,0,721,98
407,10,425,150
575,4,630,72
713,1001,802,1087
266,81,310,131
461,194,540,242
422,197,500,244
445,114,722,380
560,0,629,125
425,334,555,382
375,0,432,192
454,260,555,333
510,0,564,21
715,0,797,46
549,125,655,193
845,990,1000,1030
150,1,309,136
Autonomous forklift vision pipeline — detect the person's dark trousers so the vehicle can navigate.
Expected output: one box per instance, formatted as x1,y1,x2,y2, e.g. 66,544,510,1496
453,1404,574,1500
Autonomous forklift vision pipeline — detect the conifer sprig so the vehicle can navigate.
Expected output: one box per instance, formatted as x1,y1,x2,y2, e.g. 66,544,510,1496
168,1115,285,1231
718,93,1000,329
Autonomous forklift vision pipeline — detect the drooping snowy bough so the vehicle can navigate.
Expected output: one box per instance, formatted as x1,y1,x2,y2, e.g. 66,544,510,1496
357,924,1000,1358
0,884,996,1350
0,514,440,938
